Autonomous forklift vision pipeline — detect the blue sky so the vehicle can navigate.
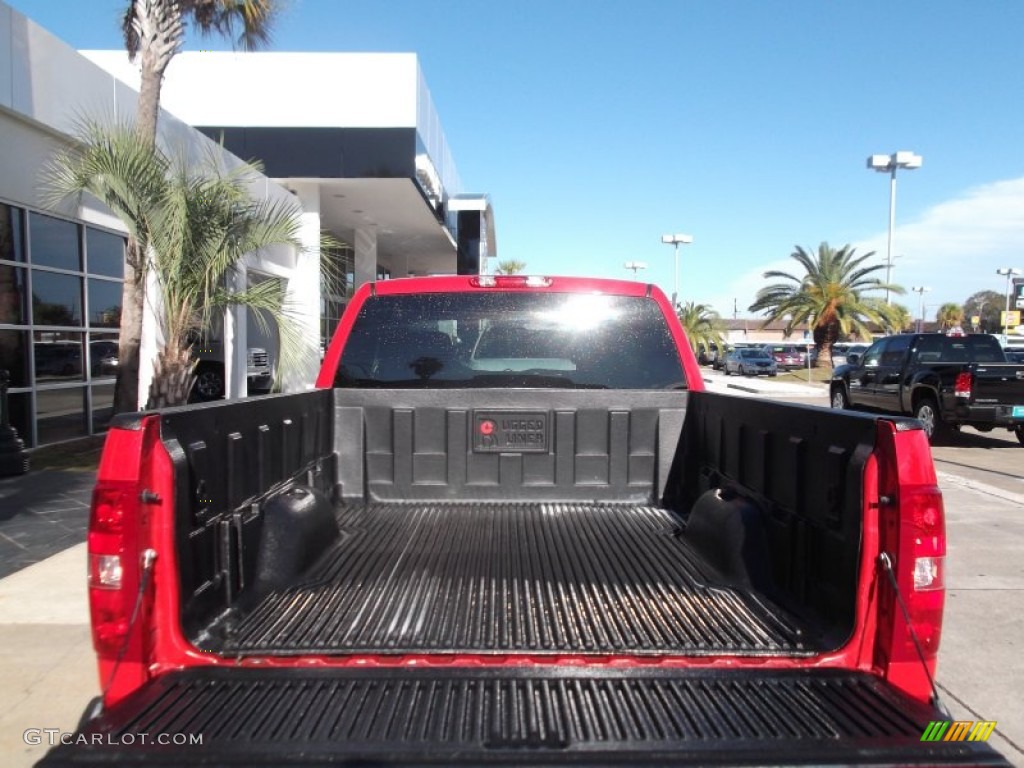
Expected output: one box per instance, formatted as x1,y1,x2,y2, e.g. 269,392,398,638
11,0,1024,321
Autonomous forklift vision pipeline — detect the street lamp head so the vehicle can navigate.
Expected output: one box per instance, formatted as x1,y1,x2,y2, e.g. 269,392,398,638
911,286,931,293
867,151,923,172
996,267,1022,277
894,151,922,169
661,234,693,245
867,154,891,171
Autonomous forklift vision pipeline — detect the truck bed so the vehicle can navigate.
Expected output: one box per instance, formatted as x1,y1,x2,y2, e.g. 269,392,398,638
211,502,810,656
163,390,878,660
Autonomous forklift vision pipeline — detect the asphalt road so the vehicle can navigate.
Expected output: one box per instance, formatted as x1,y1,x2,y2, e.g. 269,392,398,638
930,425,1023,495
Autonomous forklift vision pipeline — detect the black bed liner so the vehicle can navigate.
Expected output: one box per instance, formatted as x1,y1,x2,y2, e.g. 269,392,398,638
38,667,1006,766
212,502,812,656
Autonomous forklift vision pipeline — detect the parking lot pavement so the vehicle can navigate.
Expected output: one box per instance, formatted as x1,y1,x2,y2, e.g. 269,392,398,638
0,544,96,768
0,470,95,579
935,479,1024,764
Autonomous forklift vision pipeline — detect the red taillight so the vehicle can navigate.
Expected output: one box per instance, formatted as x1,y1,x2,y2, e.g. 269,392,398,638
88,483,140,654
469,275,553,288
954,371,972,399
873,420,947,704
897,484,946,656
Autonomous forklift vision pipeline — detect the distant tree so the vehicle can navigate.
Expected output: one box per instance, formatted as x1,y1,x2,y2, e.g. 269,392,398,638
496,259,527,275
936,303,965,330
963,290,1003,332
887,303,913,333
31,297,78,327
676,302,724,359
748,242,902,367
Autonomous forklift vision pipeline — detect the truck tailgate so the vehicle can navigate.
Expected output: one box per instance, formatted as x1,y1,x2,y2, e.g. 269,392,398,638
972,364,1024,404
39,667,1005,766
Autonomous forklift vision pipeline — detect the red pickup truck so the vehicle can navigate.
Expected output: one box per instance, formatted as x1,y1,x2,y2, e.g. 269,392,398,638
42,276,1004,766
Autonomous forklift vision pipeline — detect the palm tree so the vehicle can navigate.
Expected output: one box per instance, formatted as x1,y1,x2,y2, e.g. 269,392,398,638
887,303,913,334
111,0,279,413
748,242,902,367
936,302,965,330
44,121,308,408
496,259,527,275
676,302,724,360
124,0,277,144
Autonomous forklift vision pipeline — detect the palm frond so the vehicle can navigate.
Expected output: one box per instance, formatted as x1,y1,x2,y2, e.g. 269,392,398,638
187,0,277,50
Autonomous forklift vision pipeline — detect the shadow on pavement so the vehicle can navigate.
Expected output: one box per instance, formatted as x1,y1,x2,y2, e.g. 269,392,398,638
0,469,96,579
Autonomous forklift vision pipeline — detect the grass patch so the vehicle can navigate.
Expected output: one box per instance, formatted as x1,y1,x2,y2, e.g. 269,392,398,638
776,367,833,385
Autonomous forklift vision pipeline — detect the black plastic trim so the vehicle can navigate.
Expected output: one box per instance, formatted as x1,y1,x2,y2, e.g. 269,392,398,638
41,667,1006,766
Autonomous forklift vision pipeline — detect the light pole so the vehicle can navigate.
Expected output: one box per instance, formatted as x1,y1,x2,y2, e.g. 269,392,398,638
911,286,931,333
867,151,922,304
624,261,647,280
996,267,1022,342
660,233,693,309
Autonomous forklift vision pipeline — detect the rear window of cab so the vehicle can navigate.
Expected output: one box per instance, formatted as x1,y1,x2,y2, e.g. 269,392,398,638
333,292,686,390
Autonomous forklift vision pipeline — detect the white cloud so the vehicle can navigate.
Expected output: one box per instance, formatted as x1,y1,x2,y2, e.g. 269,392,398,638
705,177,1024,317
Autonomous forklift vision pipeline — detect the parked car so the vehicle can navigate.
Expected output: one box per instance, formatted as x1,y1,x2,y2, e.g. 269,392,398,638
831,343,868,367
33,341,82,377
185,329,273,401
89,340,119,377
711,343,733,370
724,347,778,376
762,343,805,370
696,341,721,366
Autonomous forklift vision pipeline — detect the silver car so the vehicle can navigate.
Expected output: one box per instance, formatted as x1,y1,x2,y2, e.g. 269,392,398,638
724,348,778,377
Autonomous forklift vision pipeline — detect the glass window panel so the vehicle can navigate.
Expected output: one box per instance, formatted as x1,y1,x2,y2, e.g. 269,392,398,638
33,331,84,383
86,228,125,278
0,205,25,263
88,332,119,380
335,293,685,390
88,279,122,328
29,212,80,271
32,270,82,326
5,392,32,446
91,383,115,433
0,329,30,386
0,264,28,323
36,387,87,445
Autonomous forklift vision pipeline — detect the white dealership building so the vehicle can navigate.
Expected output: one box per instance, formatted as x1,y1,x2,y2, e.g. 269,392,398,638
0,1,495,446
